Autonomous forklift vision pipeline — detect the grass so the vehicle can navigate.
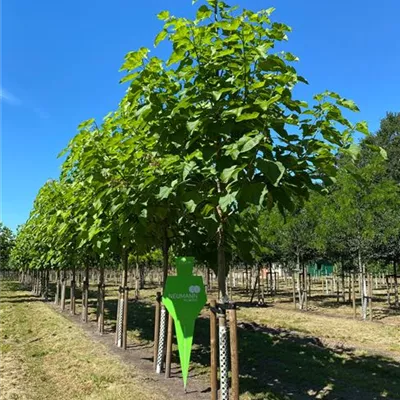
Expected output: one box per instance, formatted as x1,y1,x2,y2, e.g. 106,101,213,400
0,281,164,400
3,278,400,399
74,281,400,399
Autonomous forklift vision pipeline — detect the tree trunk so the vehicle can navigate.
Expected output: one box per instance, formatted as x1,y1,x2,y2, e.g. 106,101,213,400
162,227,169,289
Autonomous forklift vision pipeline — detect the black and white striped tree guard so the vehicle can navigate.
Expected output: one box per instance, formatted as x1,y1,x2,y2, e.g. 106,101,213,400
156,304,167,373
210,302,240,400
116,287,124,347
218,309,229,400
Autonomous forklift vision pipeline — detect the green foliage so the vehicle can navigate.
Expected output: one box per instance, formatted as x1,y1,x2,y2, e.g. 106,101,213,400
0,223,15,269
12,1,372,295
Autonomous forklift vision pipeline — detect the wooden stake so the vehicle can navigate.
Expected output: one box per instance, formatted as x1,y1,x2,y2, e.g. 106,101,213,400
115,289,121,345
165,313,174,378
210,300,218,400
229,306,239,400
368,274,373,321
352,272,356,318
292,276,296,309
122,287,129,349
70,266,76,315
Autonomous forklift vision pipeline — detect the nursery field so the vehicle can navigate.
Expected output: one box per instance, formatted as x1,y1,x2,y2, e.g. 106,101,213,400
2,0,400,399
1,278,399,400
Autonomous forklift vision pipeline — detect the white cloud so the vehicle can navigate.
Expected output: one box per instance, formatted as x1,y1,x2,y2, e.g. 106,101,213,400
0,88,22,106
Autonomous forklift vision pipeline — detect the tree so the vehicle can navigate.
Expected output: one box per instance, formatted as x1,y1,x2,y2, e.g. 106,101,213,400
360,112,399,179
120,0,367,301
0,223,15,270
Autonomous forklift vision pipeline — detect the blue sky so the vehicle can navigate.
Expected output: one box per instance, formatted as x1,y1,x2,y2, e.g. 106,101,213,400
1,0,399,232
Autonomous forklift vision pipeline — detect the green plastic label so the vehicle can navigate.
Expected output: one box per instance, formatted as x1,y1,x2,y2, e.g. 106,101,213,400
162,257,206,388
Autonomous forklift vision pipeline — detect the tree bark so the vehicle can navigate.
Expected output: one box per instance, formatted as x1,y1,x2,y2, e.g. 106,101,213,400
162,226,169,289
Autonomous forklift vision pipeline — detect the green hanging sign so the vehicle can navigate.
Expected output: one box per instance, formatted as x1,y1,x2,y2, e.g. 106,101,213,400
162,256,207,388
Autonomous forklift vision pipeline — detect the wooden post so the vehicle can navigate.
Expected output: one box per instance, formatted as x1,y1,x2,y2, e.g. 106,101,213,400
352,272,356,318
70,266,76,315
97,265,105,334
82,265,89,323
229,306,239,400
115,288,122,345
153,292,161,369
292,276,296,309
165,313,174,378
122,287,129,349
368,274,373,321
210,300,218,400
61,271,66,311
386,275,390,305
55,270,60,305
336,276,340,303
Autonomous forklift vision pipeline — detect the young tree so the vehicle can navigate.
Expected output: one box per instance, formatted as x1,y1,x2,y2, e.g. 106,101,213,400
121,0,367,301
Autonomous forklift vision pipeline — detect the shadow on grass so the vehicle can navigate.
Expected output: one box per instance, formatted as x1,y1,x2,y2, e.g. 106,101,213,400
97,293,400,400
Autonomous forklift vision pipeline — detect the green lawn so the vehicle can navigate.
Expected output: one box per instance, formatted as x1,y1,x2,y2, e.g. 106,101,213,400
2,280,400,400
0,281,163,400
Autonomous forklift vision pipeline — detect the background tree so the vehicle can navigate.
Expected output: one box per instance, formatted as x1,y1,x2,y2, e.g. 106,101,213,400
0,223,15,270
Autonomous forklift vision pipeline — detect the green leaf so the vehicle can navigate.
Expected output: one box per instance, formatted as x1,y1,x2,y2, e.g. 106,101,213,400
347,143,360,160
187,119,201,133
236,112,259,122
201,203,214,217
219,192,237,212
379,147,388,160
120,48,149,71
254,95,280,111
154,30,168,46
337,98,359,112
220,165,245,183
183,161,196,180
239,134,263,153
257,159,285,186
355,121,369,135
196,5,212,20
158,186,173,200
273,188,295,212
157,10,170,20
184,199,197,213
